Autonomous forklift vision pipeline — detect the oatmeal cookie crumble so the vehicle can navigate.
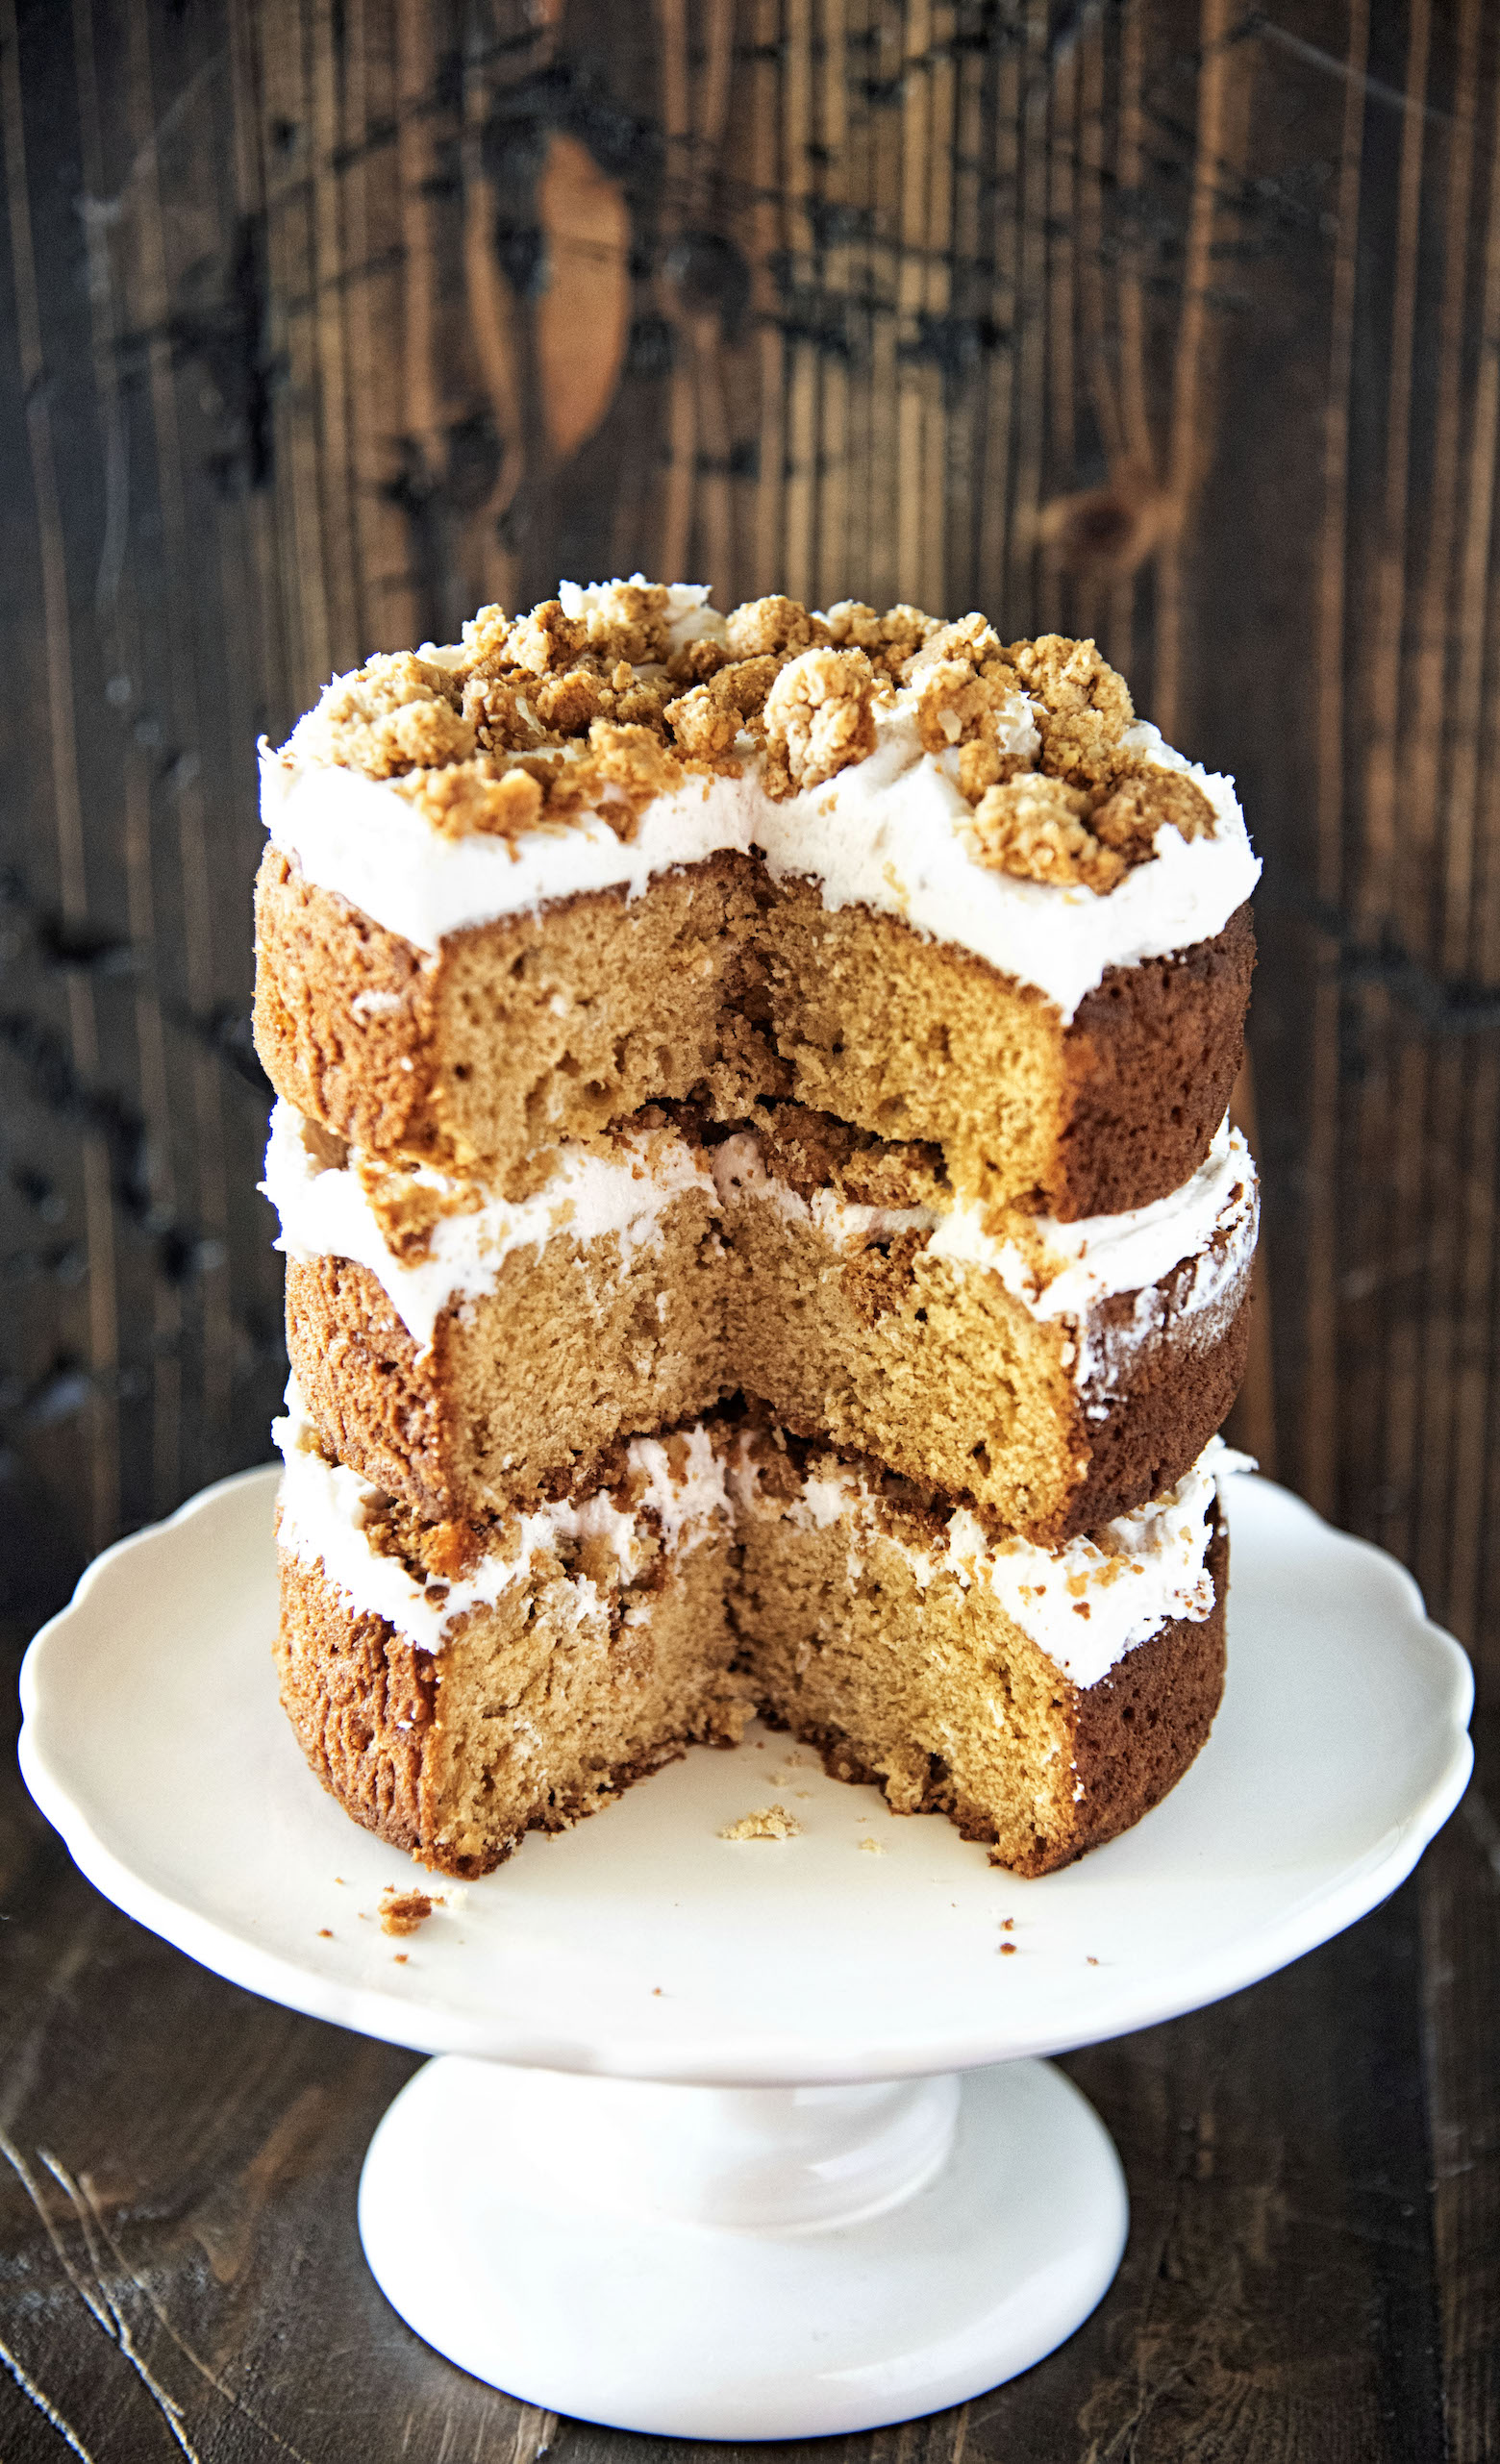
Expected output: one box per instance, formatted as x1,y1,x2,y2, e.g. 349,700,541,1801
762,647,878,796
961,775,1128,894
279,587,1218,885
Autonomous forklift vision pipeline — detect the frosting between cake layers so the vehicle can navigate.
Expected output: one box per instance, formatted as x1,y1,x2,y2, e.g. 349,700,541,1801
263,1097,1256,1387
260,596,1260,1022
731,1433,1251,1691
712,1114,1257,1392
274,1388,731,1652
262,1100,716,1350
277,1375,1248,1686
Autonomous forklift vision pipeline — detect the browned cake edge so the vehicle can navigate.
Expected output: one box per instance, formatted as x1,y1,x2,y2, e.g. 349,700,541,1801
274,1550,445,1862
787,1519,1228,1878
1057,906,1255,1218
284,1246,1250,1545
254,843,1253,1216
1058,1290,1252,1541
274,1549,722,1877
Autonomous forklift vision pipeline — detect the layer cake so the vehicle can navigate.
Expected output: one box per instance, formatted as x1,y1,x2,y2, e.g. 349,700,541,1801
257,581,1261,1875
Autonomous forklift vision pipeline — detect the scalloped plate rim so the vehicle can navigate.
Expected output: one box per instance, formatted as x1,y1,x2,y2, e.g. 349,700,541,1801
17,1464,1475,2085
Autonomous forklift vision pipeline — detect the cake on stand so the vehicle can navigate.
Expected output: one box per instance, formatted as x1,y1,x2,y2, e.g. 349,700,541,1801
19,1463,1471,2442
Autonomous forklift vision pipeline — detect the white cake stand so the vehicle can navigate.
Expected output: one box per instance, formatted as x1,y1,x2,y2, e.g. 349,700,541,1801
19,1467,1471,2441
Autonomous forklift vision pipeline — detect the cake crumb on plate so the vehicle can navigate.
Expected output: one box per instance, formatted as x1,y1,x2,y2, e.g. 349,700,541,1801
719,1804,801,1841
380,1887,433,1935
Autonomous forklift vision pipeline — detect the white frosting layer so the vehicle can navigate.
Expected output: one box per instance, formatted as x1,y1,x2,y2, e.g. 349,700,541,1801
279,1366,1248,1684
712,1116,1256,1388
275,1388,730,1652
262,1100,715,1350
262,586,1260,1020
263,1101,1257,1388
926,1118,1259,1396
733,1434,1252,1690
261,754,765,969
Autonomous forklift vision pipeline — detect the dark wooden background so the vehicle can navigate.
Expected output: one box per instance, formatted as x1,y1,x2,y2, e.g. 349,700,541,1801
3,1,1499,2455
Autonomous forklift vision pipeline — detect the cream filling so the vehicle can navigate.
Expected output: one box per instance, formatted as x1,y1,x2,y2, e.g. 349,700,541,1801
261,589,1260,1021
262,1100,716,1352
279,1378,1248,1687
925,1117,1259,1397
731,1434,1252,1691
262,1101,1257,1388
274,1387,730,1652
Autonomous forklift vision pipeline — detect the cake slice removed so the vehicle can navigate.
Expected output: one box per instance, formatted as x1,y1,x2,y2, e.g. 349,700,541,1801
272,1386,1238,1879
730,1430,1238,1877
273,1396,747,1876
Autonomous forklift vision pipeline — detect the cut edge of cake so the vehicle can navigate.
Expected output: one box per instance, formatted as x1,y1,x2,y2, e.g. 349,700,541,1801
272,1391,1244,1880
264,1095,1257,1543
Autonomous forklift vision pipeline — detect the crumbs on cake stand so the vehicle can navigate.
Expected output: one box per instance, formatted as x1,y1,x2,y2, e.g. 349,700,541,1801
719,1804,802,1841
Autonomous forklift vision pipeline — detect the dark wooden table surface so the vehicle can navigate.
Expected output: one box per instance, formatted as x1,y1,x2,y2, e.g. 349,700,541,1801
6,0,1500,2452
4,1663,1495,2459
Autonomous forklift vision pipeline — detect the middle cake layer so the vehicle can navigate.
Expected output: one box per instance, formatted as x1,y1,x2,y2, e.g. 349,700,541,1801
265,1096,1256,1547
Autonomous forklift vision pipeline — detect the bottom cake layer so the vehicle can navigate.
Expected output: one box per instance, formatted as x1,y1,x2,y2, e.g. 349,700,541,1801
731,1431,1228,1876
274,1414,750,1875
273,1400,1236,1879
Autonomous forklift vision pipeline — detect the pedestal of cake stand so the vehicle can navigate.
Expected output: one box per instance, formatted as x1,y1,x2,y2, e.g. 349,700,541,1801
356,2056,1126,2438
18,1465,1473,2439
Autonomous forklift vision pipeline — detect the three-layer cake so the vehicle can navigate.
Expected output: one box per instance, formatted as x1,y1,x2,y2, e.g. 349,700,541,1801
256,582,1259,1877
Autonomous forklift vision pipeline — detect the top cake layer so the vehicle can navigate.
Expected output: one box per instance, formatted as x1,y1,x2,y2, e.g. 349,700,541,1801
262,580,1259,1022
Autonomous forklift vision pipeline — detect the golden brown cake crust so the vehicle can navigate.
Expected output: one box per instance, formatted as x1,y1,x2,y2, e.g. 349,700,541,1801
785,1521,1228,1877
274,1548,443,1862
255,842,1253,1218
255,846,443,1157
276,1543,743,1877
1057,902,1255,1219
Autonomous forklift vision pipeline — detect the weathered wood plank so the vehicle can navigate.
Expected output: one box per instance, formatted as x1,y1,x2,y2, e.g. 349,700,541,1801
4,1,1500,2453
0,1676,1457,2462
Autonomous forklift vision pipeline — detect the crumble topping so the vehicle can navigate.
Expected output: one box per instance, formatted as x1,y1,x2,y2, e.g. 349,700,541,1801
1091,763,1215,851
278,584,1220,888
1007,635,1134,789
725,595,826,659
961,774,1127,894
762,647,878,796
823,599,941,679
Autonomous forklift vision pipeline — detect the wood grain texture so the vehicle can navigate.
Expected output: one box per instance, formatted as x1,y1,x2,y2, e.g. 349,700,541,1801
2,0,1496,2452
0,1645,1463,2463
